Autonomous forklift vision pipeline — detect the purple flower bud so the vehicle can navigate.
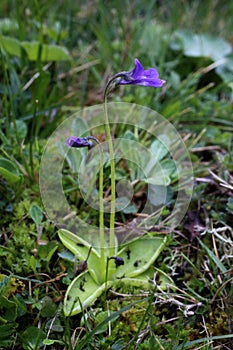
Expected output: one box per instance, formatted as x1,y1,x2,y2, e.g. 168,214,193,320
110,256,125,267
66,136,93,149
118,58,165,88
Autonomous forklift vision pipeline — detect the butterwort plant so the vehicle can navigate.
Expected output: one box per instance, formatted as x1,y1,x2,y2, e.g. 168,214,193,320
58,59,169,316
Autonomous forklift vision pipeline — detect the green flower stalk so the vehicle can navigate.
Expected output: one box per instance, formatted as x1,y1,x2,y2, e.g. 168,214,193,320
103,85,116,260
66,135,106,270
103,58,165,262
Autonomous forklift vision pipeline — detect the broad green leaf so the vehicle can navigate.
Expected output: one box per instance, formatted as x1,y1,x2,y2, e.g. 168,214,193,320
216,55,233,83
9,120,28,139
150,138,169,162
144,159,177,185
40,296,57,317
0,35,71,61
0,35,21,56
58,229,99,258
143,164,171,185
121,200,138,214
114,236,167,279
22,327,46,350
0,157,22,183
21,41,71,61
0,296,17,322
58,229,102,284
58,251,76,262
144,136,172,183
29,204,43,225
148,184,167,206
63,271,113,316
143,173,170,186
172,30,232,61
160,159,177,179
119,266,173,290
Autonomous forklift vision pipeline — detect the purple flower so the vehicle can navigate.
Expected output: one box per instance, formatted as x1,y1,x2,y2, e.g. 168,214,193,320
117,58,165,88
66,136,93,149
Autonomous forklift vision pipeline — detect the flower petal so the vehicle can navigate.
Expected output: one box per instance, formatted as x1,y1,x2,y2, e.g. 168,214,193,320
143,68,159,79
131,58,144,77
117,59,165,88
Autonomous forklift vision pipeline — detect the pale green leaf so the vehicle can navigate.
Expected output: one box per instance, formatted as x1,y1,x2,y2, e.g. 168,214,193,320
216,55,233,83
0,35,71,61
21,41,71,61
119,266,173,290
58,229,102,284
148,184,167,206
0,35,21,56
29,204,43,225
0,157,22,183
172,30,232,61
150,138,169,162
9,120,28,139
114,236,167,279
63,271,113,316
